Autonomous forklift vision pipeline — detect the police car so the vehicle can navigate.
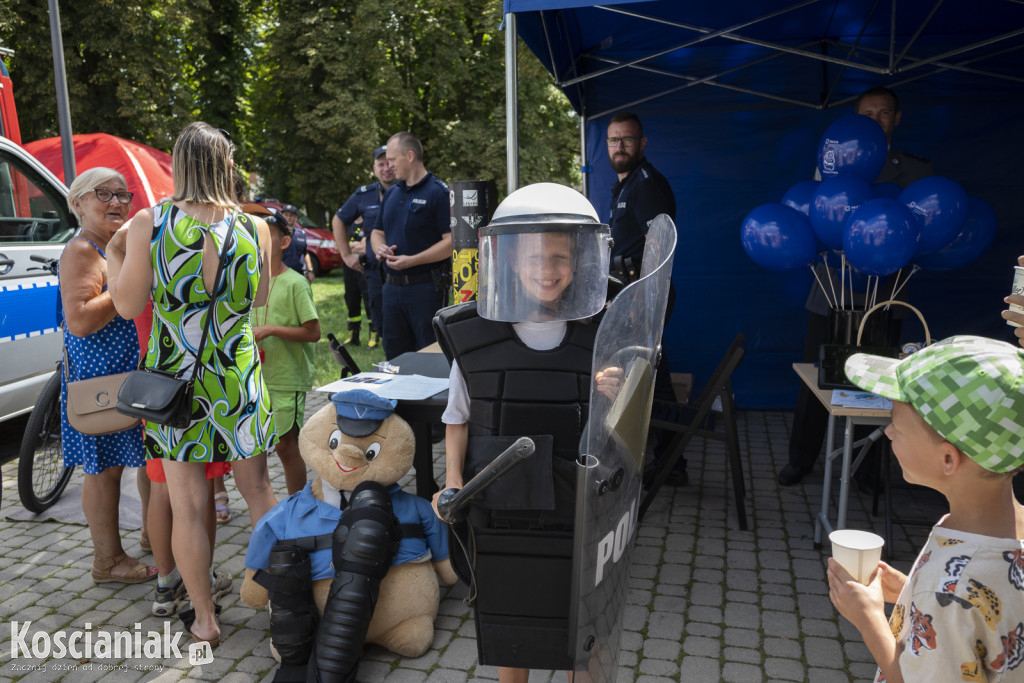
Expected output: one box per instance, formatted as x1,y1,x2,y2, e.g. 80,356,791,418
0,134,75,423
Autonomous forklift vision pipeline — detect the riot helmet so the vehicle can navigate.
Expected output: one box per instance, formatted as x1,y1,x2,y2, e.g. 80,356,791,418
477,183,611,322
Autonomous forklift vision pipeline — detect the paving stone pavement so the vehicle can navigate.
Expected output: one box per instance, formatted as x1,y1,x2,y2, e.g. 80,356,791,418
0,393,945,682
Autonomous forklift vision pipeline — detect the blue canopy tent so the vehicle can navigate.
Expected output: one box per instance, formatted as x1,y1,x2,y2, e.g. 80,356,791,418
502,0,1024,408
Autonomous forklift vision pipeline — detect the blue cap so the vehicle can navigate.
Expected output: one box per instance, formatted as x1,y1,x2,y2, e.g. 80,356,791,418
330,389,397,437
373,145,387,163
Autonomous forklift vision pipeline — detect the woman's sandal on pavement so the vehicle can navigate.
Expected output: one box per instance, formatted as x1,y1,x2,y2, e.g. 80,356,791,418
214,491,232,524
91,552,158,584
179,603,222,648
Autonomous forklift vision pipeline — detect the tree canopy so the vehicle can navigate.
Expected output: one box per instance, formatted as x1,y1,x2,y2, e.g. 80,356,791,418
1,0,579,223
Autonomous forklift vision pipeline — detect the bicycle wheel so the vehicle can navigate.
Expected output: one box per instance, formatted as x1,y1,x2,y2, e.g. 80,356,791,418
18,369,74,512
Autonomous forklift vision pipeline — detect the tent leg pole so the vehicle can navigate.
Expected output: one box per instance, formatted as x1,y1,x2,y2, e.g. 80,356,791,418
505,12,519,194
47,0,76,183
580,116,588,196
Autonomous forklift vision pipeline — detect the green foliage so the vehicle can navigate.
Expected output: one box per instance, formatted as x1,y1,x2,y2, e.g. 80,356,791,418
309,271,385,387
2,0,579,216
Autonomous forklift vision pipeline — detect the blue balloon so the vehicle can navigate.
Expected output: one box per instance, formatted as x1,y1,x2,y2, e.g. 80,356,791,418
781,180,820,216
898,176,969,254
809,176,873,250
816,114,888,182
914,197,998,271
872,182,903,199
740,203,816,272
843,198,919,277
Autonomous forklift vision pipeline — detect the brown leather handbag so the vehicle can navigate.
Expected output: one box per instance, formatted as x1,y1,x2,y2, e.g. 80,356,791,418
64,351,141,435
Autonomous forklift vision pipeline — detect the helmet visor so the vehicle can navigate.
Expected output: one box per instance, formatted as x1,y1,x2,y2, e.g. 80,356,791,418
477,223,611,322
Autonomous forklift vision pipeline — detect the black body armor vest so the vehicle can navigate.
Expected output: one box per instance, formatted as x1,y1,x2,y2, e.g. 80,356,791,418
432,302,601,670
434,301,597,464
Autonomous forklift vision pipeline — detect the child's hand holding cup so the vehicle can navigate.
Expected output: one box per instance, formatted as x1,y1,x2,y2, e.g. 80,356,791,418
829,529,885,584
1003,260,1024,330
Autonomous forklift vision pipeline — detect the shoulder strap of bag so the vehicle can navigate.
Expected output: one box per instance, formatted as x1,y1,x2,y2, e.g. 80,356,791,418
181,212,236,382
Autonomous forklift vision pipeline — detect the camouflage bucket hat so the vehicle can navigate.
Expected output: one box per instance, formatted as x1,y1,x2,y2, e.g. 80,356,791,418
845,335,1024,473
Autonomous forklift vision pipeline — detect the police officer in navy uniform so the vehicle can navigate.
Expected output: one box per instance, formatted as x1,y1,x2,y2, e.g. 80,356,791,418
332,145,396,349
606,112,676,283
369,132,451,360
606,112,682,483
780,86,934,487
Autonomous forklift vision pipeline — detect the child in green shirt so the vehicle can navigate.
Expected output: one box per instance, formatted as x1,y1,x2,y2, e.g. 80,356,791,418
250,205,321,494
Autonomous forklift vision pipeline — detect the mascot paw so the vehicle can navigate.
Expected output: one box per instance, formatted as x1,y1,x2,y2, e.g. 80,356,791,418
434,559,458,586
374,615,437,658
239,568,269,608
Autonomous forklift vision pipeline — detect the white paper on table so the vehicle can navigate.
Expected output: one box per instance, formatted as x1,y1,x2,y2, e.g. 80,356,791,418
830,389,892,410
317,373,449,400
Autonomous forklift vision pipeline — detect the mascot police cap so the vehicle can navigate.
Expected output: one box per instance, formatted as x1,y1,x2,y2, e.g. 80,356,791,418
331,389,397,438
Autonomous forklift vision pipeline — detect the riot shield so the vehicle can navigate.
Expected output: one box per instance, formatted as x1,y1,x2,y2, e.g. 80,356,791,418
569,215,677,681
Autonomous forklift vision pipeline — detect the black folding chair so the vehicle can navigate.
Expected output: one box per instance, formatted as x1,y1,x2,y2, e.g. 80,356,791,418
326,332,361,378
640,333,748,529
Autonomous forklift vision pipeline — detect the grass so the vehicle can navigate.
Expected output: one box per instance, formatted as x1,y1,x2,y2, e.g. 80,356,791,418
309,270,387,387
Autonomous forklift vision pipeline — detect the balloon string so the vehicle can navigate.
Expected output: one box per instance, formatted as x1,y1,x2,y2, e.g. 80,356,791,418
841,253,846,310
885,269,903,311
889,265,920,303
811,264,837,310
823,254,840,310
849,264,855,312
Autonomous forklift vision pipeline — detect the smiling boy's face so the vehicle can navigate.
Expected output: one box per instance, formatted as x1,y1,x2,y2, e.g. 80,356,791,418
512,232,574,306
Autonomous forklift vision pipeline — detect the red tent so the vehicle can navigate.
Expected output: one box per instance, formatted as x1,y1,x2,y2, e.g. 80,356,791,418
24,133,174,218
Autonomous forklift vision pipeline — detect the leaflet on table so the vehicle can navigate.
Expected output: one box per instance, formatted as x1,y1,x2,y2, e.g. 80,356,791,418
317,372,449,400
830,390,892,410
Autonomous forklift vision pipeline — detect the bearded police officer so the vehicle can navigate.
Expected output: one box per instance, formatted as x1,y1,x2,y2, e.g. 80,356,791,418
606,112,682,483
606,112,676,283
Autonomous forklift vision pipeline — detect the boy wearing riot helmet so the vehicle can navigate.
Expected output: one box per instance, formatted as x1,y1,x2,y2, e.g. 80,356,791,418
432,183,612,681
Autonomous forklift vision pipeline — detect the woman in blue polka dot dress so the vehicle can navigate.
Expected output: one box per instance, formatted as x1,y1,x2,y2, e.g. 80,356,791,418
58,167,156,584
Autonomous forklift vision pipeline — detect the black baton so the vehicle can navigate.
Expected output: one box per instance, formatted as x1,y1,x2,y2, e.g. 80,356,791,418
436,437,536,523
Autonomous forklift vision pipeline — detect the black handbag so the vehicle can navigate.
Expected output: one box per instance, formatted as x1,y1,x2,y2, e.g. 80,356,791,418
116,211,236,429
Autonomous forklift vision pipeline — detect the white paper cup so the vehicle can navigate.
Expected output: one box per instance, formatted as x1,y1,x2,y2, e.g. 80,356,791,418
829,529,885,584
1008,266,1024,328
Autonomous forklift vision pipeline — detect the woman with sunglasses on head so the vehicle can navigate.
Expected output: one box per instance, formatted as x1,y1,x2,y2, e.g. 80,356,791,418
107,122,278,647
59,168,156,586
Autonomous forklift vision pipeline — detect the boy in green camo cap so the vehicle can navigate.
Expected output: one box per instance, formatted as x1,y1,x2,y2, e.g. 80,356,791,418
827,335,1024,683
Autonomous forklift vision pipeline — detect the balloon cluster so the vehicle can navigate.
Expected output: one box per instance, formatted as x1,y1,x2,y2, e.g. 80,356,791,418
740,114,997,281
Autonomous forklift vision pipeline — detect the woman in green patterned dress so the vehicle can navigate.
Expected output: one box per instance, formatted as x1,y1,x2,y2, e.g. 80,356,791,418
108,122,278,646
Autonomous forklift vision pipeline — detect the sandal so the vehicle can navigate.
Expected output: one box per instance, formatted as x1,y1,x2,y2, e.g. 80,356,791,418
214,492,232,524
92,552,158,584
179,603,222,648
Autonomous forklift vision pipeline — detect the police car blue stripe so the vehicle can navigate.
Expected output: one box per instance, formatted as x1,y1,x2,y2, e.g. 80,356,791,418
0,281,59,343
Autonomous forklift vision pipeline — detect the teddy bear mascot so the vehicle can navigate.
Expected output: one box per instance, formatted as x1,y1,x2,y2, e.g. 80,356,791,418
240,389,457,682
